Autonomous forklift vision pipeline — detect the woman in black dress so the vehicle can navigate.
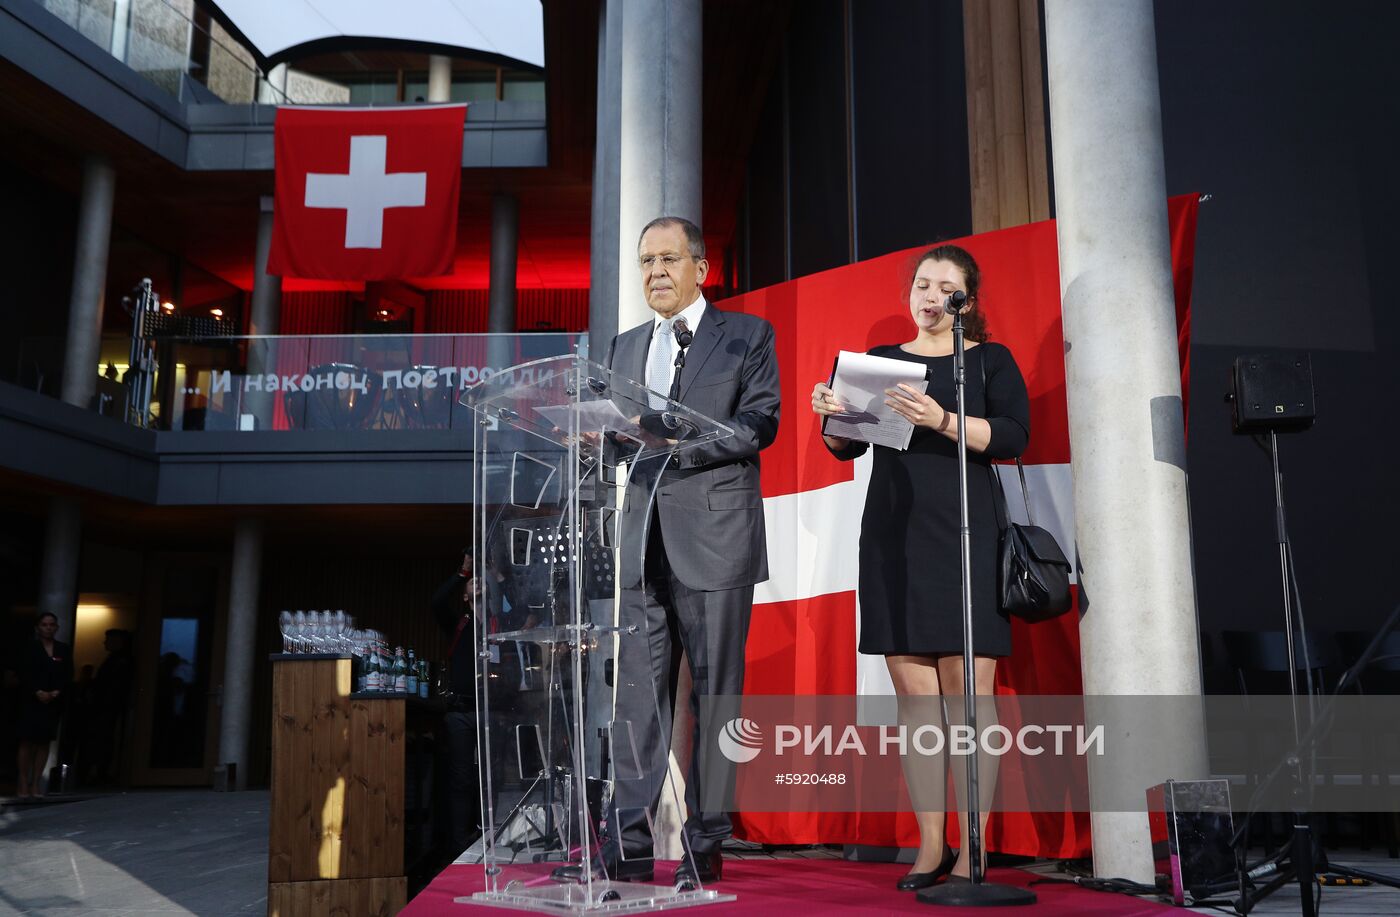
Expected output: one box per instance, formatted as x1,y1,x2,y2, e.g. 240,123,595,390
811,245,1029,888
17,611,74,799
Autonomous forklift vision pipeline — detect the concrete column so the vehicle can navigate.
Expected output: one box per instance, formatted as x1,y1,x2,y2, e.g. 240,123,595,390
244,197,280,429
61,155,115,410
37,496,82,645
249,196,280,336
111,0,132,61
1044,0,1208,882
427,54,453,102
217,518,262,790
588,0,623,359
488,193,519,333
615,0,702,337
258,64,288,104
37,496,81,791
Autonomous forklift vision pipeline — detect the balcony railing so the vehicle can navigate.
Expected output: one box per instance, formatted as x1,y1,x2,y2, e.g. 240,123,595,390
150,333,583,432
38,0,283,104
34,0,545,109
7,333,583,432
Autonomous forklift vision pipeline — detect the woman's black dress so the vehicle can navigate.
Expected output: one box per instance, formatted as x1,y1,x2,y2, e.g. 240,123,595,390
829,343,1029,657
18,638,73,742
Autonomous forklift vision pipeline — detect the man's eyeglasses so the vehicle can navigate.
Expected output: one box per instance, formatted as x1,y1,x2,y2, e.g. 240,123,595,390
638,254,693,270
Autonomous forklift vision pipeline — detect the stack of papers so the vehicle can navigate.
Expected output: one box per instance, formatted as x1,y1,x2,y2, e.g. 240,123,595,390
822,350,930,450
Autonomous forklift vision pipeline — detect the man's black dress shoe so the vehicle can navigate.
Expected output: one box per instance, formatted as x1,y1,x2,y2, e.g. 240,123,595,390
895,844,956,891
550,854,655,883
674,849,723,889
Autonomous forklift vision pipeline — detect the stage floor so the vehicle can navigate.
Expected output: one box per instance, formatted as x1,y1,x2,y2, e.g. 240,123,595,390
405,856,1167,916
3,791,1397,915
409,848,1400,916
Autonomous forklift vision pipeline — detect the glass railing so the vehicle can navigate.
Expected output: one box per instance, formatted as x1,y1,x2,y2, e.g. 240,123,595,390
37,0,286,105
142,333,582,432
34,1,544,110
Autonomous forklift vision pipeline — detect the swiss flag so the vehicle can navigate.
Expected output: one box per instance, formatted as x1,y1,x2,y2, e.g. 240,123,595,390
267,105,466,280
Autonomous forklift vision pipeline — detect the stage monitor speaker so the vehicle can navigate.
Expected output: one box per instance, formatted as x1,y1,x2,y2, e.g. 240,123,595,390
1228,353,1315,434
1146,779,1235,906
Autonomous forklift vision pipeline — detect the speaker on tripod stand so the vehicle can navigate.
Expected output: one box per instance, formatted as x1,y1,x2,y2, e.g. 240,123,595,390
1226,353,1315,435
1216,353,1400,916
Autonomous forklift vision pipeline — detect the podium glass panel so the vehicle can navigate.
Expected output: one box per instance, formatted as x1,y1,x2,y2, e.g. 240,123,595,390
457,355,738,913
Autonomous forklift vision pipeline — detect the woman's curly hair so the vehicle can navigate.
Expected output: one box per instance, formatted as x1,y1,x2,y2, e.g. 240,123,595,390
907,244,989,343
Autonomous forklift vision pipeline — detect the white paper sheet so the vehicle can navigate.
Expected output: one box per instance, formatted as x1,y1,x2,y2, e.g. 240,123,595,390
822,350,929,450
534,399,635,434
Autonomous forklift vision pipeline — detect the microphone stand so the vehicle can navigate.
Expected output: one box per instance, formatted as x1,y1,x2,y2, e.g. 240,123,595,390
919,304,1036,908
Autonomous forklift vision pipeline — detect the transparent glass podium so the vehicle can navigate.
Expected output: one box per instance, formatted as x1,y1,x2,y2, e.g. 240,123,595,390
458,355,737,913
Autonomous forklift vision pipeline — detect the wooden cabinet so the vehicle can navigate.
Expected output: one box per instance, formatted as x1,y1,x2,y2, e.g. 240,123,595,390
268,656,407,916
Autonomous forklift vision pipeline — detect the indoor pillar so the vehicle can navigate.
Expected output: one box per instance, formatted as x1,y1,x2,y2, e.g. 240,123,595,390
588,0,623,359
249,196,280,337
37,496,82,649
61,154,115,410
427,54,452,102
258,64,288,104
488,193,519,333
1044,0,1209,882
217,518,262,790
244,196,280,429
614,0,703,338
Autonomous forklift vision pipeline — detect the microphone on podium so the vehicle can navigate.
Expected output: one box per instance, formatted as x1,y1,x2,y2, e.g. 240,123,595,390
672,316,694,349
669,317,693,402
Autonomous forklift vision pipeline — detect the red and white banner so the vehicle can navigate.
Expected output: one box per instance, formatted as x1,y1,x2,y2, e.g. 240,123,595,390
267,105,466,281
727,196,1200,858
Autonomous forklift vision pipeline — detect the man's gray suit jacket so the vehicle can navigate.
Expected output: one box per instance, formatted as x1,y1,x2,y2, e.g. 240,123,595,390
609,306,780,592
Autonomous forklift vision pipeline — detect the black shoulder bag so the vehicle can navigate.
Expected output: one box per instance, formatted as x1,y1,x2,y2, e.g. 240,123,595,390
980,350,1073,622
992,460,1073,622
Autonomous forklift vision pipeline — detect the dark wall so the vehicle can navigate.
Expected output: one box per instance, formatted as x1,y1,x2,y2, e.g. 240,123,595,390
0,169,78,395
849,0,970,261
1156,0,1400,660
738,0,971,288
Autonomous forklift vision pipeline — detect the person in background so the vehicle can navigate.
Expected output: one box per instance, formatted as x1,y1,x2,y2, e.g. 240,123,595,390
428,549,526,854
430,549,482,855
16,612,73,800
82,628,134,785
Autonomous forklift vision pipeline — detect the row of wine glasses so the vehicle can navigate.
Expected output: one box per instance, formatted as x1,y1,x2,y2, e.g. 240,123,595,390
278,609,360,654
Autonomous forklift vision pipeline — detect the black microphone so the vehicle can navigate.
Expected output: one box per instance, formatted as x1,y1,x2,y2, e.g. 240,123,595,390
673,316,694,349
944,290,968,316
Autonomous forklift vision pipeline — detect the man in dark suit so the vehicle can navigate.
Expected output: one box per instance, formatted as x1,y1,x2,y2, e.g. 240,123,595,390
603,216,779,886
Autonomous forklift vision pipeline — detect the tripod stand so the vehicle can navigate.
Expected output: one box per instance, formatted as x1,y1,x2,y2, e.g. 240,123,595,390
1212,421,1400,913
1219,601,1400,915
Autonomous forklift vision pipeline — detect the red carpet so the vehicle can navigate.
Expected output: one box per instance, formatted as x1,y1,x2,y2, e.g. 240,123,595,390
403,859,1177,915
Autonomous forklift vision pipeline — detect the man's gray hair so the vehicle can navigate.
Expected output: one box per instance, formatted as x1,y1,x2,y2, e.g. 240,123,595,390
638,216,706,259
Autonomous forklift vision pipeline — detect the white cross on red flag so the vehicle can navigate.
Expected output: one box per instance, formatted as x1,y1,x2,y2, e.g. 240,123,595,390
267,105,466,280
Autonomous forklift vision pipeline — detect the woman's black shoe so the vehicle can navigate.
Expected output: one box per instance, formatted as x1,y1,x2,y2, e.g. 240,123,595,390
896,845,956,890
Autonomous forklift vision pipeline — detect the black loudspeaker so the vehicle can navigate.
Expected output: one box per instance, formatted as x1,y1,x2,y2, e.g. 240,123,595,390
1227,353,1315,434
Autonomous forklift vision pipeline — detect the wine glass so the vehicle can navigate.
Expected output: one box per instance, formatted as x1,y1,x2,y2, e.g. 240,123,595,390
278,611,293,654
293,610,307,653
333,610,347,653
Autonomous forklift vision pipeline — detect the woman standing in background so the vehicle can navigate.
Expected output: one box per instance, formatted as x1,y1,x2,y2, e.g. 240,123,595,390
16,611,73,799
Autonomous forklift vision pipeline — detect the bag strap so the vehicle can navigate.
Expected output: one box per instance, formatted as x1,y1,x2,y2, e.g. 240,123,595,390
980,346,1035,527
